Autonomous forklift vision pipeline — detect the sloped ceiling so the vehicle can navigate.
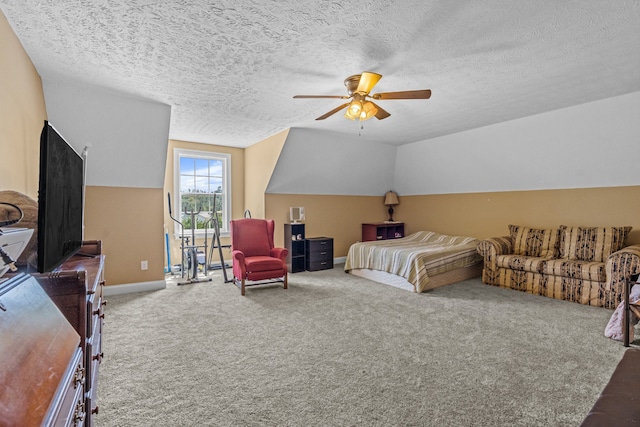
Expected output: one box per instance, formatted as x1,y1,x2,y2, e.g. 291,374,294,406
1,1,639,148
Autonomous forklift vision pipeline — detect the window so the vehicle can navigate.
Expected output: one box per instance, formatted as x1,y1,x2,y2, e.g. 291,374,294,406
173,148,231,236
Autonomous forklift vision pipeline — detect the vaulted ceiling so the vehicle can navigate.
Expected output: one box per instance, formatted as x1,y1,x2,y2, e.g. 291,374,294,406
2,1,639,148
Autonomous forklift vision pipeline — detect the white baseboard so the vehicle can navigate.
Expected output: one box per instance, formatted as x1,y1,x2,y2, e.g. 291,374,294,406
103,280,166,296
334,256,346,265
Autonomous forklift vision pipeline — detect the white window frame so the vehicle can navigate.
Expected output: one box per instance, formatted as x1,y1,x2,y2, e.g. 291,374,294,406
173,148,231,238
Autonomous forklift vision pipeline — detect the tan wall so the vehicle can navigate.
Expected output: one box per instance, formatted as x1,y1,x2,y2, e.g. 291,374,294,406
163,139,245,268
84,185,165,285
265,186,640,259
244,129,289,219
0,10,47,197
265,194,389,257
398,186,640,245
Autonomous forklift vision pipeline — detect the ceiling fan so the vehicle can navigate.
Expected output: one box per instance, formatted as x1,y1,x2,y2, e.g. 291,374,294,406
293,72,431,121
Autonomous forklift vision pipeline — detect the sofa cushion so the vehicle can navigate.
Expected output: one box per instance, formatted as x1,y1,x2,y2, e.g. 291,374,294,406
560,226,632,262
508,225,564,258
542,259,606,282
496,255,547,273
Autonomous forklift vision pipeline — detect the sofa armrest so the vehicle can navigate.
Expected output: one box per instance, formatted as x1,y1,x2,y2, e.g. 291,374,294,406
477,236,512,270
606,244,640,306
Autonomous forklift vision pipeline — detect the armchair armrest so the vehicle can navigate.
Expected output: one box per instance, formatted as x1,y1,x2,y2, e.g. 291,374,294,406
477,236,512,271
606,245,640,306
270,247,288,261
232,250,246,279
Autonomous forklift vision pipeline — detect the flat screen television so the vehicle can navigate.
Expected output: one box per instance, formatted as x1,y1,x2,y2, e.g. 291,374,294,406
37,121,84,273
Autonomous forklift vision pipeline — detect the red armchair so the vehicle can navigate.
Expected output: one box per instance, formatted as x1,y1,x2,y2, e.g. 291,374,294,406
230,218,288,295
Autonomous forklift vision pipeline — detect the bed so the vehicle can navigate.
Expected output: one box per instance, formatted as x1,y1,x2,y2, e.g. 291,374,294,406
344,230,483,292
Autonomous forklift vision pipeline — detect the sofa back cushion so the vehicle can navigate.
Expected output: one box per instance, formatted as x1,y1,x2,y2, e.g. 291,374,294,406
560,226,632,262
508,225,564,258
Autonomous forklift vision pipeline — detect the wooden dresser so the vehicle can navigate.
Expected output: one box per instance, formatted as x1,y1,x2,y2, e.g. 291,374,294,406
31,240,106,426
0,241,106,427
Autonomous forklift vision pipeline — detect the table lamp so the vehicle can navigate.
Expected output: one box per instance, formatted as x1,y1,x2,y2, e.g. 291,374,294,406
384,191,399,222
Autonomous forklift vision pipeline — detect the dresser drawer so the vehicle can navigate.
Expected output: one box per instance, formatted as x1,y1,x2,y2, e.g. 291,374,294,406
307,259,333,271
306,237,333,253
45,347,85,427
308,249,333,262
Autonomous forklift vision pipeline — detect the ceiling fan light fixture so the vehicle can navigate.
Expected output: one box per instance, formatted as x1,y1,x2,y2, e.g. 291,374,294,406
360,101,378,121
347,100,363,117
344,100,378,121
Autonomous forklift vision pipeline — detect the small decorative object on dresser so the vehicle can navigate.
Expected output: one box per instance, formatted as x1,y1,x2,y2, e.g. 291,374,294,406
289,206,305,223
306,237,334,271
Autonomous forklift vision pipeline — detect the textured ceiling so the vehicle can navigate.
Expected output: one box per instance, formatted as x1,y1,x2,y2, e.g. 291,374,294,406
2,1,639,148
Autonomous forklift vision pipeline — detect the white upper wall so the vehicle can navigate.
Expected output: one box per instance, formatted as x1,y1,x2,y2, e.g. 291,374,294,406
42,78,171,188
266,127,396,196
394,91,640,195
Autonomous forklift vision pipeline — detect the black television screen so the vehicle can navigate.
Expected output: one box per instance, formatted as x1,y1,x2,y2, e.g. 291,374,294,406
37,121,84,273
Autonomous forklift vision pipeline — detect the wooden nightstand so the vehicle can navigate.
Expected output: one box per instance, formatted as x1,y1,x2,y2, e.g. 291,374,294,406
362,222,405,242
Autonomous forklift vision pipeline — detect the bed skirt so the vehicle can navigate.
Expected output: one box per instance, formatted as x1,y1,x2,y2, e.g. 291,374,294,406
348,262,483,292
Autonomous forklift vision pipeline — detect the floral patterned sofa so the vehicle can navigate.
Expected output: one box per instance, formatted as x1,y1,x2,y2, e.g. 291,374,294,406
477,225,640,309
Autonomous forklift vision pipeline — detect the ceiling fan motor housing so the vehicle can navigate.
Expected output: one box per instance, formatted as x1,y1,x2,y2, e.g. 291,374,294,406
344,75,362,96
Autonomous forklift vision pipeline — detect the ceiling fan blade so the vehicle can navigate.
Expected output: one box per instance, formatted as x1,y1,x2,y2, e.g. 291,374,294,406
370,102,391,120
356,72,382,94
372,89,431,100
316,103,350,120
293,95,350,99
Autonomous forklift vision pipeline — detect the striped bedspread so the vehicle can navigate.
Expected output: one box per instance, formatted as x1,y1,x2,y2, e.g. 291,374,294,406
344,231,482,292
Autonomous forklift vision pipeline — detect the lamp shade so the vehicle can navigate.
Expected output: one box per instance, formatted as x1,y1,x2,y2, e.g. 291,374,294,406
384,191,399,206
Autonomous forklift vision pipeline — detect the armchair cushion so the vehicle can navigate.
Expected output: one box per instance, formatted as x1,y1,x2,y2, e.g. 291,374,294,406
560,226,631,262
508,225,564,258
244,256,285,273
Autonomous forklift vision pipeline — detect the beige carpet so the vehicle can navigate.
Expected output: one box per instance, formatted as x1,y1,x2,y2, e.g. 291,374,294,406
95,266,631,427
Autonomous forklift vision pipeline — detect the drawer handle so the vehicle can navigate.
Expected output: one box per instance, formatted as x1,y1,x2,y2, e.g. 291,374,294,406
320,251,327,255
73,400,86,423
321,262,327,265
320,242,326,245
74,366,85,387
